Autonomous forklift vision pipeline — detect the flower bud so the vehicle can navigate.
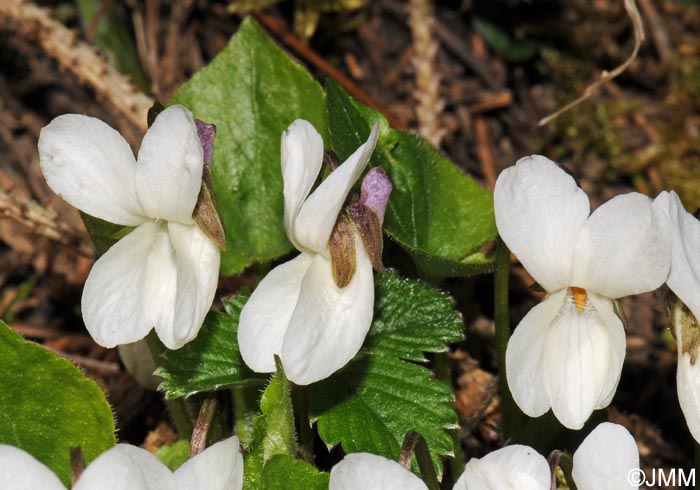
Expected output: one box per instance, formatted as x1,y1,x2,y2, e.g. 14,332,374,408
192,120,226,250
360,167,392,225
329,213,357,288
346,168,393,273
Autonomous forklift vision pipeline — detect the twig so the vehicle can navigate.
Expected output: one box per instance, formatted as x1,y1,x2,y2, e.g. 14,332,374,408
10,322,61,340
254,12,406,130
145,0,161,97
467,91,512,115
382,45,413,88
474,117,497,189
382,0,502,90
161,0,195,98
636,0,672,63
84,0,115,43
0,0,153,133
434,15,502,91
0,187,94,257
408,0,446,147
538,0,646,126
44,345,121,376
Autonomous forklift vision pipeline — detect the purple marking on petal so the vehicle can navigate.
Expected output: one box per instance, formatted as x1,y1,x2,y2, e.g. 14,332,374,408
360,167,392,223
195,119,216,168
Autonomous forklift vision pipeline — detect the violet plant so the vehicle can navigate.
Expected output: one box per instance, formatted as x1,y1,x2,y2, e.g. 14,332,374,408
0,14,695,490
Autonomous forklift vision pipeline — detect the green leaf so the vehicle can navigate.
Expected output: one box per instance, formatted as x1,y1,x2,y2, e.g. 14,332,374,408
76,0,149,90
244,364,297,490
262,455,329,490
472,17,538,63
80,212,130,256
310,271,462,475
0,322,115,486
158,293,256,399
157,440,190,471
171,17,329,275
326,79,496,281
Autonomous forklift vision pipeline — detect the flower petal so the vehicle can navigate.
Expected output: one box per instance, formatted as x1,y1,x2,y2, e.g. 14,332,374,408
161,222,220,349
73,445,175,490
281,120,325,251
589,294,626,409
135,105,203,224
329,453,427,490
543,292,622,429
572,422,639,490
38,114,144,226
673,305,700,444
455,445,550,490
655,191,700,320
0,445,66,490
238,253,314,373
175,437,243,490
494,155,589,292
82,221,177,348
572,192,671,299
506,289,567,418
293,122,379,255
281,236,374,385
118,339,160,390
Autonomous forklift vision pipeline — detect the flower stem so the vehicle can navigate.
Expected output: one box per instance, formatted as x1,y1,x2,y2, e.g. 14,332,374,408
145,332,194,439
434,353,464,481
292,385,314,463
232,385,254,445
494,237,521,440
400,431,440,490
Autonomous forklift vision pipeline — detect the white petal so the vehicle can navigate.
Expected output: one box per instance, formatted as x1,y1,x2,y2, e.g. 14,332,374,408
494,155,589,292
506,289,567,418
0,445,66,490
135,105,203,224
38,114,145,226
82,221,177,348
238,253,314,373
543,292,623,429
329,453,427,490
281,236,374,385
673,305,700,444
118,339,160,390
161,223,220,349
281,120,325,251
73,445,175,490
455,445,550,490
655,191,700,320
293,122,379,255
175,437,243,490
572,422,639,490
572,192,671,299
589,294,626,409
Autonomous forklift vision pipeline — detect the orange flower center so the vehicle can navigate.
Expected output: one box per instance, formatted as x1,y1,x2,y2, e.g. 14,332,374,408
571,287,588,312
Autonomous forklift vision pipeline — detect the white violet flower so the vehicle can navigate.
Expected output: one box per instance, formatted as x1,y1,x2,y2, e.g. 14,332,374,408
570,422,639,490
457,421,639,490
495,156,671,429
238,119,391,385
0,436,243,490
455,445,550,489
38,105,221,350
329,453,428,490
654,190,700,443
